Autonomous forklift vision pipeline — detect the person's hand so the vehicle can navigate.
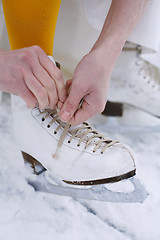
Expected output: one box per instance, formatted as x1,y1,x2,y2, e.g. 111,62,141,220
0,46,67,109
59,50,113,125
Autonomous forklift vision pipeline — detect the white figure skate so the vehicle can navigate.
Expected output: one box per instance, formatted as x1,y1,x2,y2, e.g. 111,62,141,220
108,43,160,117
11,56,148,203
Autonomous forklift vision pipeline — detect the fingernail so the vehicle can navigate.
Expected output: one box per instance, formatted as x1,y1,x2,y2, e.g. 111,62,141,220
60,111,71,122
50,105,56,110
57,101,63,110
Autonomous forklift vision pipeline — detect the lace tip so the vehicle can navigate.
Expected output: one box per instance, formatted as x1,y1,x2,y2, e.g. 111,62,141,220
52,144,61,159
52,153,58,159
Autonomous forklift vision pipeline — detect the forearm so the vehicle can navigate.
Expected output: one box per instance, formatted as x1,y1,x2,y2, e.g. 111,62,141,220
59,0,150,124
91,0,149,64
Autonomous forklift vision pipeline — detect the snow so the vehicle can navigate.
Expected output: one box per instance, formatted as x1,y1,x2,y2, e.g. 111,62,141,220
0,93,160,240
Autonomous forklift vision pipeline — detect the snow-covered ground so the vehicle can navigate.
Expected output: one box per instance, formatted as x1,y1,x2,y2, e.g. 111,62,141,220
0,93,160,240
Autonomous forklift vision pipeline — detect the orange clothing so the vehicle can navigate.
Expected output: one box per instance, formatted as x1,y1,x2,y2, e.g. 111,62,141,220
2,0,61,55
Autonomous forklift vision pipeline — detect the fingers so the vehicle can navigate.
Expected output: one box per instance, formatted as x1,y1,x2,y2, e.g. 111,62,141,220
66,79,72,92
66,92,96,125
37,49,67,103
57,100,63,110
24,74,49,109
21,45,66,109
59,84,85,122
69,100,94,125
32,63,58,109
0,46,66,110
61,92,106,126
18,85,37,109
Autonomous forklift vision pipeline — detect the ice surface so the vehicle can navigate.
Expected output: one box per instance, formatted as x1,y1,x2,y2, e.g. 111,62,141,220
0,93,160,240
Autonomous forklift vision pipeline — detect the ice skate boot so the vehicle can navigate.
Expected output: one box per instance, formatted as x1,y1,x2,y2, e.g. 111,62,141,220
12,94,136,185
108,43,160,117
11,55,149,203
12,92,149,202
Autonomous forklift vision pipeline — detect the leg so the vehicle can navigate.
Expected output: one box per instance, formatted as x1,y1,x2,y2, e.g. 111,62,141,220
2,0,61,55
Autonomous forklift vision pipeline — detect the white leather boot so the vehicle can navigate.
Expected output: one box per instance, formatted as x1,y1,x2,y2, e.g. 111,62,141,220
11,58,136,186
108,43,160,117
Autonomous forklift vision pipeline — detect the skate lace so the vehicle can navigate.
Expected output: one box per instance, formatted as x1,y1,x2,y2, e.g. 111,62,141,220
40,109,118,158
123,44,160,91
136,58,160,90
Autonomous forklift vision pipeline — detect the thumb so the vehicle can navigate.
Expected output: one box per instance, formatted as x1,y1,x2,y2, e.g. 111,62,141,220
59,85,84,122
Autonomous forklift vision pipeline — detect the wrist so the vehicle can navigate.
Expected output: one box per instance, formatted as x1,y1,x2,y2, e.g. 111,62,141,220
91,35,124,67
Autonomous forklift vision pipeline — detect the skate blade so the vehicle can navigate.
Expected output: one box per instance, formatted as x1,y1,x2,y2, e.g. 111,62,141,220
22,151,46,175
22,152,149,203
63,170,136,186
28,172,149,203
22,151,136,185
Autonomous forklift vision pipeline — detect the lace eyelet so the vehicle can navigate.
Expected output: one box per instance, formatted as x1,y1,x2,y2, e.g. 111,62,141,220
93,151,95,153
101,152,103,154
68,141,71,144
47,125,50,128
77,144,80,147
42,117,45,121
